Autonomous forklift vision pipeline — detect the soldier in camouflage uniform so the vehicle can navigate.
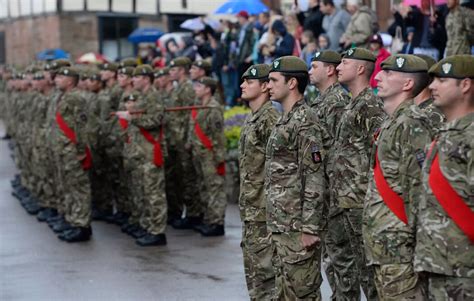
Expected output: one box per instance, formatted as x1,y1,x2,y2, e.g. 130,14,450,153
239,64,279,300
52,67,92,242
363,55,435,300
445,0,474,57
118,65,167,246
308,50,351,296
324,48,384,301
265,56,328,300
166,57,200,227
415,55,474,300
187,77,226,236
413,54,446,130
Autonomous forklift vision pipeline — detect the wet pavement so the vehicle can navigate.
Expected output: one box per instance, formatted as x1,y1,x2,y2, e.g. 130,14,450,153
0,121,334,301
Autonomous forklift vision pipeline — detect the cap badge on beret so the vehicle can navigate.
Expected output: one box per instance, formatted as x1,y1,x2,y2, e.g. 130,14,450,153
442,63,452,75
198,61,202,66
64,69,69,75
396,57,405,68
347,49,354,56
273,60,280,69
250,68,257,76
130,94,135,100
314,52,321,58
170,61,175,66
121,68,126,73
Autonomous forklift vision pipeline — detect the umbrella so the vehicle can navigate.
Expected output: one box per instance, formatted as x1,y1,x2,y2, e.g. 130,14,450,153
180,18,220,31
36,48,70,61
214,0,269,15
76,52,109,64
403,0,446,6
128,27,165,44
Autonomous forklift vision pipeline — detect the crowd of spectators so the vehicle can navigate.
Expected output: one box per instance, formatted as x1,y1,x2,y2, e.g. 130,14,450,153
138,0,474,106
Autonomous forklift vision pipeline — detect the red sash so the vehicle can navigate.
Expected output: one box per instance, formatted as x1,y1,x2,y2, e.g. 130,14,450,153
139,127,164,167
118,118,129,130
55,111,92,170
191,108,213,151
428,147,474,243
373,149,408,224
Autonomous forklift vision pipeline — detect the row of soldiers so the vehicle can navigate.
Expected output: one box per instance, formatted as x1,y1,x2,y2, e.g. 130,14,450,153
0,56,228,244
237,52,473,300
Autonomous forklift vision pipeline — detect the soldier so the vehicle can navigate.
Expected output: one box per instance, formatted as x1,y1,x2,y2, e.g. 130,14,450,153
265,56,327,300
52,66,92,242
363,55,434,300
445,0,474,57
118,64,167,246
413,54,446,130
327,48,384,300
166,57,200,228
414,55,474,300
239,64,279,300
187,77,226,236
189,60,212,81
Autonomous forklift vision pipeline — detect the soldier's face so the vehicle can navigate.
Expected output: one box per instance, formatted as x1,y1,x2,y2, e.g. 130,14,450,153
100,70,115,81
336,59,358,84
132,75,146,90
190,66,205,81
117,74,132,88
193,82,207,99
169,66,181,81
125,100,135,111
157,76,169,89
309,61,327,86
240,78,266,101
429,77,463,109
268,72,290,102
375,70,406,100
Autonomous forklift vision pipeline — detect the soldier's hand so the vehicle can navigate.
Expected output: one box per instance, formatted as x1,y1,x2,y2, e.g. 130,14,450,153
116,111,131,121
77,153,86,161
301,233,320,250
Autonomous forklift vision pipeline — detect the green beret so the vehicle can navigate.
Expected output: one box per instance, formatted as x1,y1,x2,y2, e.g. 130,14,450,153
381,55,428,73
242,64,271,80
120,58,138,68
46,59,71,71
154,67,169,78
428,55,474,79
192,60,212,72
414,54,437,70
118,66,134,76
342,47,376,62
17,73,26,80
270,56,308,73
88,69,101,81
311,50,341,65
123,92,140,102
25,65,41,74
197,76,218,90
133,64,154,77
57,67,78,78
99,62,118,72
33,72,45,80
168,56,192,68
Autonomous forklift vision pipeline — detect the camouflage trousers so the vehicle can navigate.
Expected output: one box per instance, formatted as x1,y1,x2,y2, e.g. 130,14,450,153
89,149,113,212
164,147,184,220
373,263,426,301
192,150,226,225
272,231,322,300
241,221,275,300
58,145,92,228
325,209,378,301
139,161,167,235
426,273,474,301
122,155,144,226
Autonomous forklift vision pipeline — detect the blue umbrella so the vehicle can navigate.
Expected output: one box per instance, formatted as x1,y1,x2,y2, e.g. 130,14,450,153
128,27,165,44
36,48,70,61
214,0,269,15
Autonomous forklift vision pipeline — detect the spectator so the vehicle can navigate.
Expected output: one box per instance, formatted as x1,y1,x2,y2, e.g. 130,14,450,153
318,33,331,51
320,0,351,51
368,34,391,89
219,20,239,106
401,27,416,54
340,0,376,49
445,0,474,56
236,10,255,83
270,20,295,58
258,12,271,37
300,30,318,66
165,39,180,64
284,13,304,56
296,0,325,41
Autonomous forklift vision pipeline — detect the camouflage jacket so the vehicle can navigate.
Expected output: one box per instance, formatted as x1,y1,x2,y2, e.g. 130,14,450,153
445,7,474,57
239,101,280,222
265,100,328,235
167,80,195,146
83,91,102,151
129,87,166,164
414,112,474,277
187,97,225,163
327,87,386,211
363,100,434,265
97,83,123,142
418,97,445,131
309,82,350,140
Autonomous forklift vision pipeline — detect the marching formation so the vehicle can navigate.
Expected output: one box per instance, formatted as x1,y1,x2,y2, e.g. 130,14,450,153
238,52,473,300
0,57,227,245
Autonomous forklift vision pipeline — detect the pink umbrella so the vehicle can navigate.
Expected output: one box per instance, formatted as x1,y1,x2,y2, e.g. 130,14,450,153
76,52,110,64
403,0,446,6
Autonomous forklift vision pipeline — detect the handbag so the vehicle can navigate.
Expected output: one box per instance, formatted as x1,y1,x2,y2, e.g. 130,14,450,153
391,26,404,54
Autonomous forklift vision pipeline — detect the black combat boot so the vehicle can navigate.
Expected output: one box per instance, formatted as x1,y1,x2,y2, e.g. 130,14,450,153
136,233,167,246
58,226,92,242
37,208,58,222
172,216,203,230
52,220,73,233
200,224,225,237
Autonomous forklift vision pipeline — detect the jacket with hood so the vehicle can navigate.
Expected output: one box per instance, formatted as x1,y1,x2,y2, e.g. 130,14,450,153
271,20,295,58
341,6,374,48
